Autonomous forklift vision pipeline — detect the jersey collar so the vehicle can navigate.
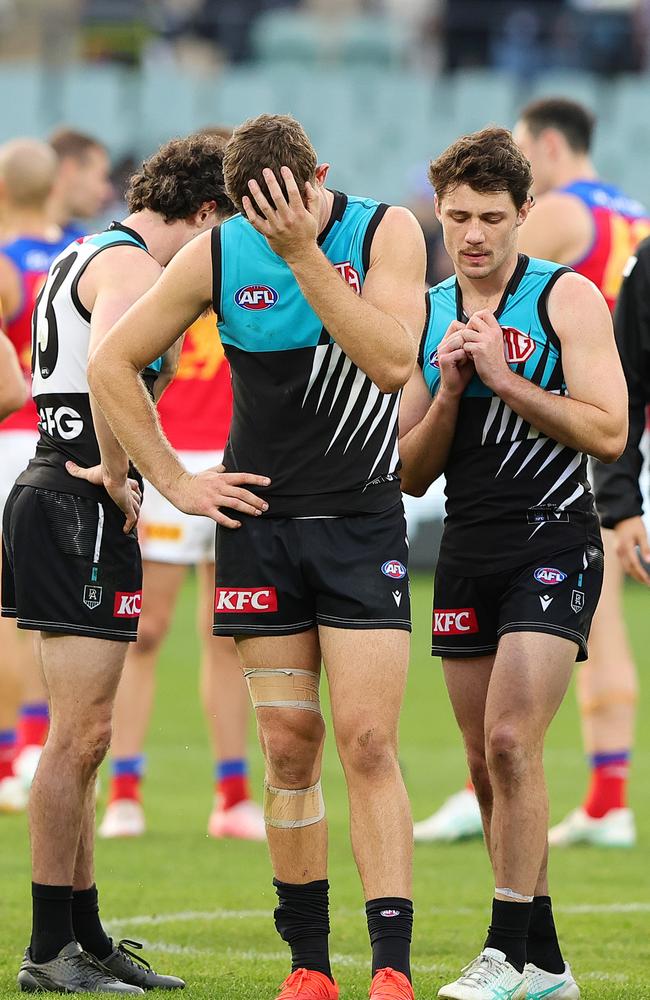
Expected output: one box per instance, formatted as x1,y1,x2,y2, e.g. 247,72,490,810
317,191,347,247
108,221,148,251
456,252,529,322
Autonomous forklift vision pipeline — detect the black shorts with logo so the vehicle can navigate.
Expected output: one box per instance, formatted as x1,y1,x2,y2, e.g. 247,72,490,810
431,543,604,662
214,502,411,637
2,485,142,641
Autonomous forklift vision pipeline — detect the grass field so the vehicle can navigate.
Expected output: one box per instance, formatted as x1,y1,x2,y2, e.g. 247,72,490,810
1,573,648,999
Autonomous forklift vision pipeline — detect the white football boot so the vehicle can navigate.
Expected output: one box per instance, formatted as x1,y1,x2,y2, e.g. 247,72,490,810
548,807,635,848
207,798,266,841
524,962,579,1000
99,799,146,838
0,774,28,813
13,744,42,788
414,788,483,843
438,948,527,1000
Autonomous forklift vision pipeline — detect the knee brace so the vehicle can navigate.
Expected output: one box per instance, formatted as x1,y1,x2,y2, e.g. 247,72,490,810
244,668,321,714
264,779,325,829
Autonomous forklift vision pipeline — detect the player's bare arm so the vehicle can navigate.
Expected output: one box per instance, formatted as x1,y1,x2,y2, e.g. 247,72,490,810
461,273,628,462
88,232,271,528
0,329,27,419
518,191,592,264
243,167,427,392
399,321,474,495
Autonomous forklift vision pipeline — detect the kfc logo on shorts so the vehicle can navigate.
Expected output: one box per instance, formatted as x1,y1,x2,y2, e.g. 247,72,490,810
433,608,479,635
113,591,143,617
234,285,279,310
334,261,361,294
502,327,536,364
381,560,407,580
215,587,278,613
533,567,567,586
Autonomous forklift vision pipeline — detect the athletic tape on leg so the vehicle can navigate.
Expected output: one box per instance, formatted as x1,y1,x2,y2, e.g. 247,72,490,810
582,690,638,714
245,668,321,713
264,779,325,829
495,887,534,902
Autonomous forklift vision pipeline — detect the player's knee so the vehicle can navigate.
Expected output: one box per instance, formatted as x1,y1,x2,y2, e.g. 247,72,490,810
53,718,112,776
338,727,398,782
466,746,490,794
262,711,324,787
134,613,170,655
486,722,529,777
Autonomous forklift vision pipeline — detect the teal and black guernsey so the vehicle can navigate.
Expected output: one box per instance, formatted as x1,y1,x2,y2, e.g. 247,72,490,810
212,191,401,517
419,253,601,575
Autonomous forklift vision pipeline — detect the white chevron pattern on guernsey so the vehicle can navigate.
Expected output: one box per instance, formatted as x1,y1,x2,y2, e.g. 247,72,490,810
533,440,564,478
482,396,501,445
316,344,343,412
558,482,586,510
325,368,369,454
513,436,547,477
302,343,330,406
495,402,513,444
387,436,400,475
510,415,524,441
536,451,583,505
328,356,353,414
361,393,392,448
367,395,400,479
344,382,381,453
496,440,522,477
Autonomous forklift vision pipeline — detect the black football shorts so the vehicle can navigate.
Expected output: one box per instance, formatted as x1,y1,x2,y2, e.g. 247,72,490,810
2,485,142,641
431,543,604,662
214,502,411,637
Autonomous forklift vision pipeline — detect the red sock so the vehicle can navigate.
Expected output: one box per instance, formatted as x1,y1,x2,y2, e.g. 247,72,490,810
0,731,17,781
465,777,475,793
16,704,49,752
217,774,250,810
110,774,142,804
584,753,629,819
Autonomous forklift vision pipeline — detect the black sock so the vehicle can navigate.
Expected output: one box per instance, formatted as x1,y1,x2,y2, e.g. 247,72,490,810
273,878,332,980
365,897,413,981
484,898,532,973
526,896,565,974
71,885,113,960
30,883,75,964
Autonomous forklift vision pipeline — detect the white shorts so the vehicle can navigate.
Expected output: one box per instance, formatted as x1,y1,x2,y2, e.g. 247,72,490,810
0,431,39,516
139,450,222,565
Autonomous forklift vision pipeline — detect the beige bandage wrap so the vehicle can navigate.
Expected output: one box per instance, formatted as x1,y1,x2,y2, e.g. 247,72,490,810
264,780,325,829
244,668,321,713
582,690,638,715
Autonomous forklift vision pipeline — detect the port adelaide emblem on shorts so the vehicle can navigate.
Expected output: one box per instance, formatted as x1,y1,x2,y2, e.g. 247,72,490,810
234,285,279,310
83,585,102,610
571,589,585,613
381,560,406,580
533,567,567,586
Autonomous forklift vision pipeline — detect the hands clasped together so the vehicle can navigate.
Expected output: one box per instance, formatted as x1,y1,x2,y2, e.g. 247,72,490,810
438,311,512,398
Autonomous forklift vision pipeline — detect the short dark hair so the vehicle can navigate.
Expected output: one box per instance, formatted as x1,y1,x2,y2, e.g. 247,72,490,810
48,127,106,161
126,134,234,222
428,127,533,210
518,97,595,154
223,113,317,215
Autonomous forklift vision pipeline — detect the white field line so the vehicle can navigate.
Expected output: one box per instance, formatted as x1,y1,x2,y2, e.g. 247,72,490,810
108,901,650,933
106,939,631,983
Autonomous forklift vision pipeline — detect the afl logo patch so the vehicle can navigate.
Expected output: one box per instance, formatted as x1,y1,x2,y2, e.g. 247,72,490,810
428,350,440,368
534,567,567,585
235,285,279,310
382,560,406,580
502,327,535,364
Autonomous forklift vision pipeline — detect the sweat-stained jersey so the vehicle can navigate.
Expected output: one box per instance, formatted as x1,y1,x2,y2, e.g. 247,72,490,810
419,254,602,575
212,191,401,517
17,222,163,501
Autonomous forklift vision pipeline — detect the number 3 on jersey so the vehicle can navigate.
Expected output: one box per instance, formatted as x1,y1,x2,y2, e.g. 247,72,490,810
32,251,78,379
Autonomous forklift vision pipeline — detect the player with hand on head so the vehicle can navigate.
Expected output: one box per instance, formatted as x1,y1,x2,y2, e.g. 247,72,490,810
99,133,265,843
88,113,426,1000
1,133,266,994
513,97,650,849
0,139,74,813
400,127,626,1000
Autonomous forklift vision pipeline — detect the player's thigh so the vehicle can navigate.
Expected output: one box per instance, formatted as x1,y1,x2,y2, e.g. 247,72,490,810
41,633,127,727
320,625,409,743
486,630,576,742
442,654,494,752
138,559,188,647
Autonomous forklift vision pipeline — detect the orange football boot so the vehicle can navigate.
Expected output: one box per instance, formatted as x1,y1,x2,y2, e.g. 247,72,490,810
276,969,339,999
369,968,414,1000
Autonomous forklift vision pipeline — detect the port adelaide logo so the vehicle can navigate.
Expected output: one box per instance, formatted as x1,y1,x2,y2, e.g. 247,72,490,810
235,285,279,310
83,585,103,610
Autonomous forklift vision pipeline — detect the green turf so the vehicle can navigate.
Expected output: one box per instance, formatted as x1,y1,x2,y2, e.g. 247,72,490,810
1,573,648,998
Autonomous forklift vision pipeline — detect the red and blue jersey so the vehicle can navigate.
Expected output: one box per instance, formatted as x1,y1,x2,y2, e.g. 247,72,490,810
559,179,650,312
0,233,72,432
